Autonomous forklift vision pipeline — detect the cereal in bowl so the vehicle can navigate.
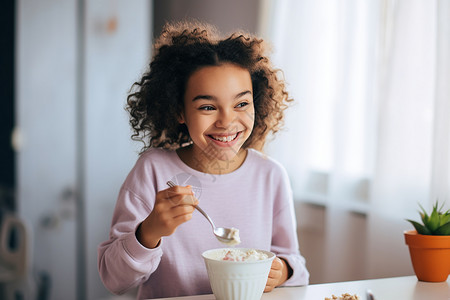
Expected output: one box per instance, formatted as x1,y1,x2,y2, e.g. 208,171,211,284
222,249,269,261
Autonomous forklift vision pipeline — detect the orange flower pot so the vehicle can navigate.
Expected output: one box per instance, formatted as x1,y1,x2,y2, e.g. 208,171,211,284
404,230,450,282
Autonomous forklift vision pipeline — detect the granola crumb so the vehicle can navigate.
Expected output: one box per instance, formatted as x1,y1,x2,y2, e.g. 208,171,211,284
325,293,360,300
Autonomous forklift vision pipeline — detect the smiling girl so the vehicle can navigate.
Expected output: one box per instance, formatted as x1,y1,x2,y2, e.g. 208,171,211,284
98,21,309,299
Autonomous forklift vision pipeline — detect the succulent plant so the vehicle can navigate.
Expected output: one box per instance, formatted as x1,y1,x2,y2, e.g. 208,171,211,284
406,201,450,235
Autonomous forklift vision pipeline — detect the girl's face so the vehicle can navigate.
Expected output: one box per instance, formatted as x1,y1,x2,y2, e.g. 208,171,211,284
179,63,255,167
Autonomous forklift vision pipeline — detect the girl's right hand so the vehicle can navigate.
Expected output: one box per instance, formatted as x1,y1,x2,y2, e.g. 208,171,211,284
136,185,198,248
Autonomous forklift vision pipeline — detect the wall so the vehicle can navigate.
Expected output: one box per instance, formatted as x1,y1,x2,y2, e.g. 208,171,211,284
153,0,260,36
295,201,414,285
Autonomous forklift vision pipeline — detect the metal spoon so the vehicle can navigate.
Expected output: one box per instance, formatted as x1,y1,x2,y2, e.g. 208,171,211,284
166,181,240,245
366,289,375,300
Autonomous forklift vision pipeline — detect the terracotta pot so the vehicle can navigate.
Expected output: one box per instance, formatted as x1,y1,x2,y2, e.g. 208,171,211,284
404,230,450,282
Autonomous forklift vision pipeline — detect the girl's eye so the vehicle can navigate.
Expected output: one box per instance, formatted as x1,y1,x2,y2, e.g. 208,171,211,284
199,106,215,111
236,102,249,108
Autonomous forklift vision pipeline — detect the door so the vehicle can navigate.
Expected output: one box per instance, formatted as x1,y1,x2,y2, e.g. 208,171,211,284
16,1,78,299
16,0,150,299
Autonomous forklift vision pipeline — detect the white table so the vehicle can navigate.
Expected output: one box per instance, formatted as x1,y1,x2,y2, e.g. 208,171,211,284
153,276,450,300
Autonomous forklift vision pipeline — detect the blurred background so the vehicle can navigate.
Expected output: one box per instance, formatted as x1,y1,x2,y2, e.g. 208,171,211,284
1,0,450,299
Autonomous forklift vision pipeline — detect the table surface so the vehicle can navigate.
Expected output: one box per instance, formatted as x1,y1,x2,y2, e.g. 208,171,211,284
152,276,450,300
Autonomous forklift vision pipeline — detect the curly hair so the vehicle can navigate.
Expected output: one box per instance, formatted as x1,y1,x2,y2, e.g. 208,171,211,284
126,21,292,154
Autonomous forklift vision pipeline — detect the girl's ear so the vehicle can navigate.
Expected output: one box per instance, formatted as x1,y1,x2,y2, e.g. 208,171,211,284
177,111,185,124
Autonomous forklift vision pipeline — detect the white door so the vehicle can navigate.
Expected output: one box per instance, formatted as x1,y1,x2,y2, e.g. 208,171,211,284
16,1,150,299
16,1,78,299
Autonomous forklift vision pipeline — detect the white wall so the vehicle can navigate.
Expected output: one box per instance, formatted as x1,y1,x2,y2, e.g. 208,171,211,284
153,0,260,36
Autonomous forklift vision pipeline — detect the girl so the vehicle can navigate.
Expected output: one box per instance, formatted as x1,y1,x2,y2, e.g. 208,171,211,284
98,21,309,299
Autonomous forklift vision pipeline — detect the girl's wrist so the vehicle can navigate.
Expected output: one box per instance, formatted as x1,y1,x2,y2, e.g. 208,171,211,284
135,222,161,249
279,258,292,285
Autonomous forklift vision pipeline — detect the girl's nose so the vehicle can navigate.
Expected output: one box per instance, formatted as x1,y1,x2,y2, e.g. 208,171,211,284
215,109,235,128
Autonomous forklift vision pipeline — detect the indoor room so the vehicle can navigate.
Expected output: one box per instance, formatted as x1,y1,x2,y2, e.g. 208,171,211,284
1,0,449,299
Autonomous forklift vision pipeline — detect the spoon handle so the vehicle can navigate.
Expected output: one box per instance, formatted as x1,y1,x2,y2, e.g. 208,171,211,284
166,181,216,229
193,205,216,229
366,289,375,300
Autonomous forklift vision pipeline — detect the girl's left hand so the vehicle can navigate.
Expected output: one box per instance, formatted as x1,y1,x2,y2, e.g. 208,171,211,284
264,257,289,292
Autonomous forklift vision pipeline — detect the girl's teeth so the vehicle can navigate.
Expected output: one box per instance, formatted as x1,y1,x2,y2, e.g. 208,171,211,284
212,133,237,142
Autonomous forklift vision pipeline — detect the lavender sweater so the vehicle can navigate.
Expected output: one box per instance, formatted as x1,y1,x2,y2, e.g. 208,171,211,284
98,148,309,299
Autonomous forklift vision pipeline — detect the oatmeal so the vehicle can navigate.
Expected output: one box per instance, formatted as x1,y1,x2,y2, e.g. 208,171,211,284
222,249,268,261
223,227,241,246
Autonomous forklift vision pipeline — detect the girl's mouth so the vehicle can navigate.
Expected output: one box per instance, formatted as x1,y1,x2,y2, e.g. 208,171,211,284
207,132,241,145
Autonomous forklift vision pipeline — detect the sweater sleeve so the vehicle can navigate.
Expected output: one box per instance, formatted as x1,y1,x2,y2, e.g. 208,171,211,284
97,187,162,295
270,165,310,286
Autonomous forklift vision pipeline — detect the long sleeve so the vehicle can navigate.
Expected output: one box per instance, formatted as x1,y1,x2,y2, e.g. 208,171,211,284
271,200,310,286
97,188,162,294
270,161,310,286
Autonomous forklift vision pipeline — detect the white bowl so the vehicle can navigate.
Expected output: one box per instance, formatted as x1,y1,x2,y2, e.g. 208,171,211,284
202,248,276,300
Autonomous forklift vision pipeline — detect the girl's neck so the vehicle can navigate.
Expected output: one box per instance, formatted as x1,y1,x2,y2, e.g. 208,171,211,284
176,145,248,175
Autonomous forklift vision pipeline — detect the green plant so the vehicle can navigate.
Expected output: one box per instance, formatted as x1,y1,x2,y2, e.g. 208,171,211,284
407,201,450,235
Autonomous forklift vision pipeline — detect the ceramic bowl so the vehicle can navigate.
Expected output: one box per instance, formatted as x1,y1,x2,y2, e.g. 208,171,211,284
202,248,275,300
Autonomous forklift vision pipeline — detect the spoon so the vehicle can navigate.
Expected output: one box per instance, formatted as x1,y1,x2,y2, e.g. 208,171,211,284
166,181,240,245
366,289,375,300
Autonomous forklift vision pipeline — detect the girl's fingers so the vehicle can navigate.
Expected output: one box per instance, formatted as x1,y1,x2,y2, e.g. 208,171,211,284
168,193,198,207
271,257,283,270
264,257,284,292
170,204,196,218
267,258,283,278
265,269,281,292
162,204,196,229
139,186,199,247
172,210,195,225
154,186,198,222
163,185,198,206
264,280,276,292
